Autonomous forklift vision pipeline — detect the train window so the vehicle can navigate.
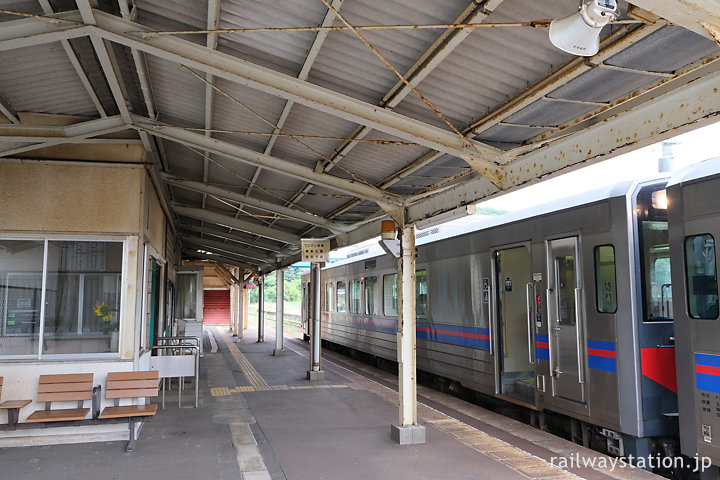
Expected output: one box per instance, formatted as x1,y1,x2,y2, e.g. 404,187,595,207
685,234,719,319
325,282,334,312
383,274,398,317
349,280,361,314
594,245,617,313
364,277,377,315
636,183,672,322
336,281,346,312
416,270,428,318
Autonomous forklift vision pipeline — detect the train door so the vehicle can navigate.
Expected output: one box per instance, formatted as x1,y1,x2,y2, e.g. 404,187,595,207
547,237,586,403
493,246,535,404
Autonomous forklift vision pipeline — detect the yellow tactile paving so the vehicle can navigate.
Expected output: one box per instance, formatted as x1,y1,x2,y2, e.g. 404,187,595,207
210,384,350,396
215,326,269,388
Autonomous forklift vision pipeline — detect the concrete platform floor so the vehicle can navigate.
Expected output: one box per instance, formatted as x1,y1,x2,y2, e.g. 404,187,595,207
0,325,664,480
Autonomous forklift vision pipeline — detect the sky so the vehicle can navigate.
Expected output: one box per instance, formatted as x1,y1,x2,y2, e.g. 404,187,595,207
329,120,720,260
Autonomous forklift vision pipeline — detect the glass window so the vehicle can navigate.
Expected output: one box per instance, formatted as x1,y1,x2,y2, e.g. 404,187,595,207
640,220,672,321
364,277,377,315
336,281,346,312
325,282,334,312
416,270,428,318
43,241,123,355
594,245,617,313
383,274,398,317
348,280,361,314
636,184,672,322
685,234,719,319
1,239,123,357
1,240,45,356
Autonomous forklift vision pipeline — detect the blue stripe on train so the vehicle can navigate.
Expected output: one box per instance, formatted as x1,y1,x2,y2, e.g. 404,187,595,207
535,333,549,361
331,316,492,351
696,353,720,368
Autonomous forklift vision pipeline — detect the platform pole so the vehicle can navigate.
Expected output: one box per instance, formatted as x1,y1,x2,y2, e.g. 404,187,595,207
236,281,245,339
274,268,287,355
391,225,425,445
258,275,265,343
307,262,325,380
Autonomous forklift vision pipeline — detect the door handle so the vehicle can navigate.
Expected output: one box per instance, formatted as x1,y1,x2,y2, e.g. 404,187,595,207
526,283,535,364
575,288,586,384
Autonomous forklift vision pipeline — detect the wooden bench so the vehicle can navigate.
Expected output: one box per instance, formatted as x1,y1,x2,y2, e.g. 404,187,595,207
25,373,94,424
99,371,159,452
0,377,32,430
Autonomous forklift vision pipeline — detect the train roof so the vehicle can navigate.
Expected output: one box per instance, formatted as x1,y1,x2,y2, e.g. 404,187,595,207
325,178,651,269
667,156,720,188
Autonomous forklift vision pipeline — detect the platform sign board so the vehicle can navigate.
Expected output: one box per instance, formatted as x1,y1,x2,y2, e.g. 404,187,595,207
302,239,330,263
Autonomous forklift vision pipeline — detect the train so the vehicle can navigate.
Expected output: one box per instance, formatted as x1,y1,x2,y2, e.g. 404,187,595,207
300,156,720,475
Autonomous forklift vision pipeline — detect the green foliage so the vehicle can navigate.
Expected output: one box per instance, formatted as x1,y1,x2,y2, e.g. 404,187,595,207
247,266,309,305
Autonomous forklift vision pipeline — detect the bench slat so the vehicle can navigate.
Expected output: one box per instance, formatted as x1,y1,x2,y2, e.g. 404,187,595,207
38,374,93,384
25,408,90,423
99,404,157,419
107,379,158,390
107,371,159,382
38,382,93,393
106,388,158,399
37,391,92,402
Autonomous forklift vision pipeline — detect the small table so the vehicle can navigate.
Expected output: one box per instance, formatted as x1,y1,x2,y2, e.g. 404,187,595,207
0,400,31,430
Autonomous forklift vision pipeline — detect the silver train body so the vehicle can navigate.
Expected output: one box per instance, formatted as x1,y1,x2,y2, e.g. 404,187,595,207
668,157,720,465
302,167,712,460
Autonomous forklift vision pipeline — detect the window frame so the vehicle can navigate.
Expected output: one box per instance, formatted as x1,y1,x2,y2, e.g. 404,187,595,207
684,233,719,320
416,269,428,318
348,279,361,314
383,273,398,317
364,276,377,316
0,235,128,360
336,280,346,313
593,244,618,314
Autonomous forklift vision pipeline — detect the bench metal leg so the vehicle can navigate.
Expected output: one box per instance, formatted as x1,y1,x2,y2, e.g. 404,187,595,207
7,408,19,430
126,418,136,453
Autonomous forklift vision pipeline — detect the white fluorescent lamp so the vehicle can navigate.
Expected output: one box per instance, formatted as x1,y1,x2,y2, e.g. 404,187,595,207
549,0,618,56
415,204,476,231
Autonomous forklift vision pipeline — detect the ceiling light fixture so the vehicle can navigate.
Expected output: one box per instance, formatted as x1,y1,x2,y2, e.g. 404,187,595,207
549,0,618,56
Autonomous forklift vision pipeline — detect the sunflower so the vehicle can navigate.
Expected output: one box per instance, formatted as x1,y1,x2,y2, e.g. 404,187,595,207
94,301,115,323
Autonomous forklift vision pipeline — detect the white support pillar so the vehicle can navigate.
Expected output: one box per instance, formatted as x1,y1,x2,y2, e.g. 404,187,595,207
258,275,264,343
236,280,245,339
307,262,325,380
273,268,288,355
391,226,426,445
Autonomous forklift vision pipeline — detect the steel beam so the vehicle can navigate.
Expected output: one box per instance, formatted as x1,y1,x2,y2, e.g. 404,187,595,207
182,249,258,271
164,174,351,234
182,241,266,268
405,64,720,225
179,223,295,256
181,234,272,263
133,116,399,206
89,10,503,169
630,0,720,40
0,115,129,156
0,92,19,124
247,0,343,197
173,205,302,245
0,11,89,51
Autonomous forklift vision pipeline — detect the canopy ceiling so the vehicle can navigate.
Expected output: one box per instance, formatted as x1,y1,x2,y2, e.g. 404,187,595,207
1,0,719,274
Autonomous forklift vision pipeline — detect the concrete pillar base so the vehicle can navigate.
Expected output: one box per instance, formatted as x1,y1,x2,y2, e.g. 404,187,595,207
390,424,426,445
273,349,289,356
306,370,326,381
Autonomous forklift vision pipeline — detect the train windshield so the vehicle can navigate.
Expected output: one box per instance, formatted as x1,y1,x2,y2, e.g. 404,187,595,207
637,185,672,322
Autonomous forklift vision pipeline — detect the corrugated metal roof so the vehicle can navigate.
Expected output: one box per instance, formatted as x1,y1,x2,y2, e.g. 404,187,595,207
1,0,718,272
0,44,99,117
